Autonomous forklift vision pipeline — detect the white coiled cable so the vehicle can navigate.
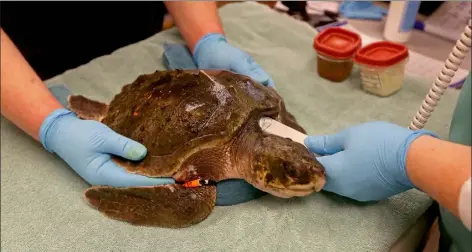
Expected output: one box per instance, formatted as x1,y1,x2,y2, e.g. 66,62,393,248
409,19,472,130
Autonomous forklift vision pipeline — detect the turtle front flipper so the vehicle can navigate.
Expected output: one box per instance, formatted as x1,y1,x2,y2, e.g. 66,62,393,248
67,95,108,121
84,184,217,228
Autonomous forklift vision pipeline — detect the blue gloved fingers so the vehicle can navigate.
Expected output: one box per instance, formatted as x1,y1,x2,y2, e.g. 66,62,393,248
94,129,148,161
304,131,347,155
259,75,276,89
192,32,276,89
316,152,381,201
93,157,175,187
230,55,275,88
313,152,346,193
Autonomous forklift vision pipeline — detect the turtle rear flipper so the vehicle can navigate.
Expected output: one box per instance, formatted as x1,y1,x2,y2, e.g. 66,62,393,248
84,184,216,228
67,95,108,121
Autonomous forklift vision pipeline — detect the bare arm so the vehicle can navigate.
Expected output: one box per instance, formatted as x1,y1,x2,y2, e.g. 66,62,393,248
0,28,63,141
164,1,225,52
406,135,471,229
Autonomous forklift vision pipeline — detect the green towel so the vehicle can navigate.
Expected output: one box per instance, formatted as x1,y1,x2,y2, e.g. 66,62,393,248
1,2,461,251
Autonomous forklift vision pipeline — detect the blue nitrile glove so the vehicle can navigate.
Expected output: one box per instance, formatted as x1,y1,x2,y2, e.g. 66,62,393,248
304,121,437,202
193,33,275,88
40,108,175,187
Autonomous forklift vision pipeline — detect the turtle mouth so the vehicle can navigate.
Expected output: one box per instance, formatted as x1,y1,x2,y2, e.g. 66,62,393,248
267,187,314,198
251,168,327,198
287,179,325,192
267,176,326,198
278,172,326,191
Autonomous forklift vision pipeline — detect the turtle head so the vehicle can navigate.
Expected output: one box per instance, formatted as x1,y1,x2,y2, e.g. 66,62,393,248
249,134,326,198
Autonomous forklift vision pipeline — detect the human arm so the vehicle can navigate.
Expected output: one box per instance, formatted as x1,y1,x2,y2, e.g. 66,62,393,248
0,28,174,187
406,135,471,229
304,122,471,230
163,1,275,87
163,1,223,52
1,28,63,140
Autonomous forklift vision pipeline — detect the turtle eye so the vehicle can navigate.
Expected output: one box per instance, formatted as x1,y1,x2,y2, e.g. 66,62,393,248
282,162,298,177
265,173,274,183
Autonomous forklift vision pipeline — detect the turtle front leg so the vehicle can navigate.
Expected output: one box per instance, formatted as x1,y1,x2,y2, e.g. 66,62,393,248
67,95,108,121
84,184,216,228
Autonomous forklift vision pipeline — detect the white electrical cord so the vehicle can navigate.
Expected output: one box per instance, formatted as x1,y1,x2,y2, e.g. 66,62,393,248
409,19,472,130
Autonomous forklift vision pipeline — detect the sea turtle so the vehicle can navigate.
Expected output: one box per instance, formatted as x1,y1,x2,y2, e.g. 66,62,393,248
67,69,326,228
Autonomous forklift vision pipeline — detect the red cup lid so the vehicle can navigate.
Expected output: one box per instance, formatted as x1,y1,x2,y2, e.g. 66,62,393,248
313,27,362,59
354,41,409,67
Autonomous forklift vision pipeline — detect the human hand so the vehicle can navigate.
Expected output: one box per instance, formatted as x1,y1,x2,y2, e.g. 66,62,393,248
304,121,437,201
39,108,175,187
193,33,275,88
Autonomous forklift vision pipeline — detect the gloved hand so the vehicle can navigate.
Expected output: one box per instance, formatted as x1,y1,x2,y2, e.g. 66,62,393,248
193,33,275,88
304,121,437,202
39,108,175,187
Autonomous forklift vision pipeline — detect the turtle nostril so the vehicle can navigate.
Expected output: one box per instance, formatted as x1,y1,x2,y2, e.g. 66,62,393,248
288,169,297,177
311,164,324,173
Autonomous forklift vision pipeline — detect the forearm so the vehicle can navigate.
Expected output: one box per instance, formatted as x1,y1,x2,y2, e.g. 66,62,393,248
406,135,471,229
0,29,63,141
164,1,224,52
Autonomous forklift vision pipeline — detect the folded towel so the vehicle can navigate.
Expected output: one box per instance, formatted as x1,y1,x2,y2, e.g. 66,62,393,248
162,43,198,70
340,1,388,20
